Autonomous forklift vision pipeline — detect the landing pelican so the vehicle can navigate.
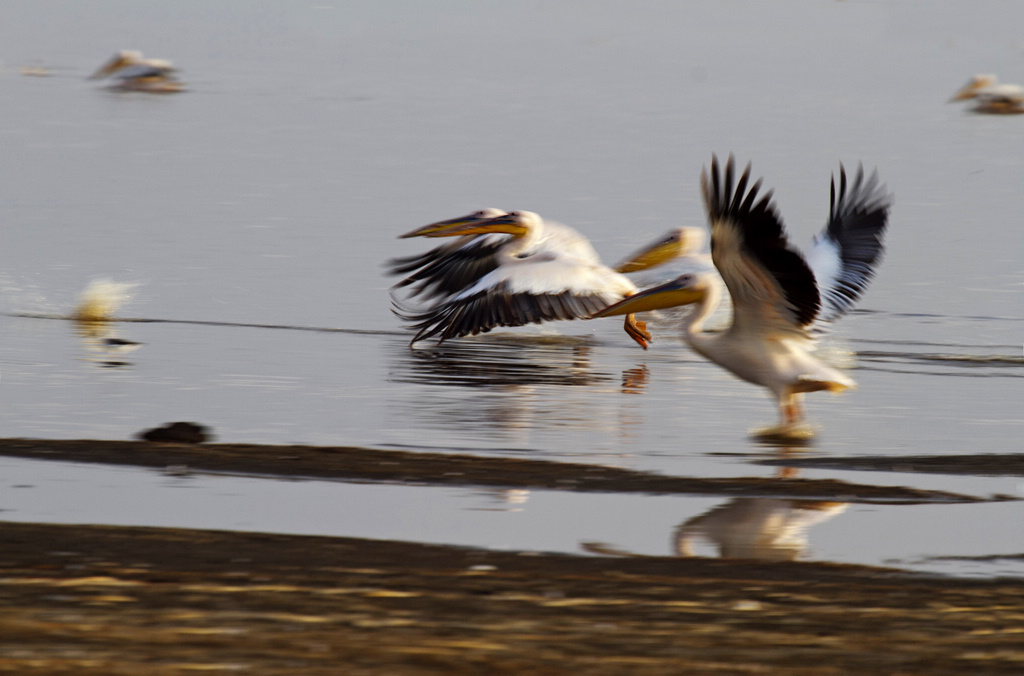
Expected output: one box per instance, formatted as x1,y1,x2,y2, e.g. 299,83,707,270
949,74,1024,114
594,156,892,438
391,210,653,348
89,50,184,93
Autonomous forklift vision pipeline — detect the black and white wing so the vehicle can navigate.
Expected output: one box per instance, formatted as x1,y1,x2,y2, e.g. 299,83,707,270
703,155,821,337
804,164,891,325
393,254,636,344
386,234,508,301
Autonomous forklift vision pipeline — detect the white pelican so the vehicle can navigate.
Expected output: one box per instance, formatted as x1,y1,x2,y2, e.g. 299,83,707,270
388,209,607,302
594,155,892,437
89,50,184,93
391,210,654,347
390,211,706,306
949,74,1024,114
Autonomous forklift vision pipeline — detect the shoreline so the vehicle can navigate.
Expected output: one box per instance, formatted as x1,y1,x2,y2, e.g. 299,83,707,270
2,521,1023,674
3,438,1022,672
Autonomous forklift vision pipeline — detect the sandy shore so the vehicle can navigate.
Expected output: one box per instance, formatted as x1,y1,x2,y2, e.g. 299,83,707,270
2,522,1023,674
1,438,1022,673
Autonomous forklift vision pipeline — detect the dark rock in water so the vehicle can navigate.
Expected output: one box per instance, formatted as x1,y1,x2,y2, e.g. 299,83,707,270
138,422,211,444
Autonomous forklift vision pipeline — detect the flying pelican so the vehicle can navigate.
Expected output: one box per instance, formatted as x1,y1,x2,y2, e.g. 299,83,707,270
388,209,602,303
949,74,1024,114
390,210,706,305
89,50,184,93
594,156,892,438
391,210,655,348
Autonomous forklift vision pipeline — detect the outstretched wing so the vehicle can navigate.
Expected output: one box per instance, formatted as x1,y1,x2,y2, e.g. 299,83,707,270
703,155,820,337
386,234,508,301
804,164,891,325
393,255,635,344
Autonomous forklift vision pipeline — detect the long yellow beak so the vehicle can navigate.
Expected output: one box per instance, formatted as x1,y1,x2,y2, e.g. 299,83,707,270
614,239,682,273
592,277,704,318
614,228,704,273
399,209,509,239
424,214,529,239
616,241,680,273
398,216,485,239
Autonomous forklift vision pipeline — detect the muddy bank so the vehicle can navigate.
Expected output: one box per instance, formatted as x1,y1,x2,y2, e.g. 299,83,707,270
0,438,992,503
760,453,1024,477
1,522,1023,675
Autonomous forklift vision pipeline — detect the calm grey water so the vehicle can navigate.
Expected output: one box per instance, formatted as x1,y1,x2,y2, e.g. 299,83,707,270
0,2,1022,576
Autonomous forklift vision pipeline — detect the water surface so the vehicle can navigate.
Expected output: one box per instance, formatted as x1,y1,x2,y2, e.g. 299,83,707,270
0,1,1021,577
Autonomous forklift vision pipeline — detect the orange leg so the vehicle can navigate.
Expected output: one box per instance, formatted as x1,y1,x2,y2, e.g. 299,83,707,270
623,313,652,350
778,393,802,426
779,393,804,426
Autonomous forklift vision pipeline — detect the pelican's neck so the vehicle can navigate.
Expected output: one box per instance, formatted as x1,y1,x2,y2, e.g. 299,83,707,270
681,275,723,341
501,217,544,259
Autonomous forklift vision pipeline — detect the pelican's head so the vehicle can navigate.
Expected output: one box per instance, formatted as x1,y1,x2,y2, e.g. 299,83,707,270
422,210,539,239
398,208,506,238
949,74,998,101
614,227,706,273
89,50,144,79
591,273,710,318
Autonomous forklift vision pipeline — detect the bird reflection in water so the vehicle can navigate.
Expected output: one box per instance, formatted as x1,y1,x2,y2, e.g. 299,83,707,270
390,335,608,389
471,489,531,512
387,335,623,440
674,492,846,561
581,449,847,562
674,453,845,562
620,365,650,394
75,320,141,368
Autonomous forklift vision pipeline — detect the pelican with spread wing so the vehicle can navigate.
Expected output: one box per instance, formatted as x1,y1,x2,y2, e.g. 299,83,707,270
389,210,667,348
594,156,892,437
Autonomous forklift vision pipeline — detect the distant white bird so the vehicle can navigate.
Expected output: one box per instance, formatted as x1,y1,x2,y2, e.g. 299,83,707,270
391,210,653,348
89,50,184,93
595,155,892,438
949,74,1024,114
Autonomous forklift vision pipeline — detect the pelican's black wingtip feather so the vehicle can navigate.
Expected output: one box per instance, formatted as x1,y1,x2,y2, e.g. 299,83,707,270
704,154,821,327
392,283,622,346
385,237,505,302
818,162,893,323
